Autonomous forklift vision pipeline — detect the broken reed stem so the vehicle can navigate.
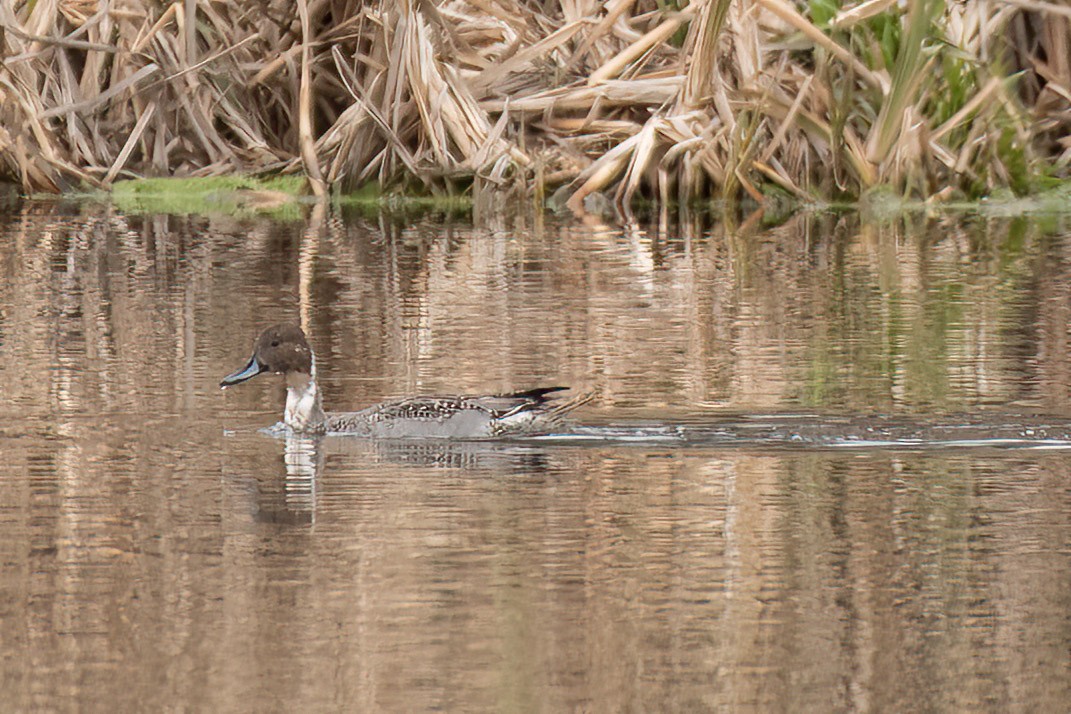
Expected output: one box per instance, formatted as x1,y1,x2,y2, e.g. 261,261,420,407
298,0,326,197
589,9,693,84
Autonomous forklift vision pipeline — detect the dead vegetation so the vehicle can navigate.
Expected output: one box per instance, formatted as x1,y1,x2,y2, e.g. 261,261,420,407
1,0,1071,206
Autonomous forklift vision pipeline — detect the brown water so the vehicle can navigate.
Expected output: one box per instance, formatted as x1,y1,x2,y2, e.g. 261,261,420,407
2,201,1071,711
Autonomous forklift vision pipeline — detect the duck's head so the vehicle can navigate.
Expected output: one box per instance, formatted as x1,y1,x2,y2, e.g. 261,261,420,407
220,323,314,388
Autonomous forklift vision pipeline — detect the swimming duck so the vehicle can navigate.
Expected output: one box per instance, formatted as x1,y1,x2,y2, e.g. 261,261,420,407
220,324,588,438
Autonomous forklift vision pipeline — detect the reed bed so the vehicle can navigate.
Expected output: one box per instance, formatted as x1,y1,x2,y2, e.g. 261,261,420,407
1,0,1070,206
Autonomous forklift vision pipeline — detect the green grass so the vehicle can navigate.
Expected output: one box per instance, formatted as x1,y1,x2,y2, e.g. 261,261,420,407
93,173,1071,220
111,176,308,218
110,176,473,218
334,182,472,212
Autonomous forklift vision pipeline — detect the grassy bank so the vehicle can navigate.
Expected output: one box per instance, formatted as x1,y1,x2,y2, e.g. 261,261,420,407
1,0,1069,208
104,175,472,217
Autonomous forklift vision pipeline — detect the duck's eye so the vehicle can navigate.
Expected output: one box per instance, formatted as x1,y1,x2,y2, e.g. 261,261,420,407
270,340,280,347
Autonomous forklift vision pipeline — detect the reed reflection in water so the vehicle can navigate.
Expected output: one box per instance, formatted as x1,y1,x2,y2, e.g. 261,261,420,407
0,201,1070,711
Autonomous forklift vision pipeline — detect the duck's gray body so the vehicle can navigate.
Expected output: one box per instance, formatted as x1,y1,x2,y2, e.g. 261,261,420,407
325,389,574,438
221,324,586,438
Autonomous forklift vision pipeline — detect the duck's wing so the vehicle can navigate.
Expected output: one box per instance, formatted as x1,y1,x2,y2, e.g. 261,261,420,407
463,387,595,432
460,387,572,417
368,387,569,421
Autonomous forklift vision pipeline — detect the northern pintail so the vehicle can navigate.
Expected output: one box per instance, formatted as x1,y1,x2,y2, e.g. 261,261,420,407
220,324,589,437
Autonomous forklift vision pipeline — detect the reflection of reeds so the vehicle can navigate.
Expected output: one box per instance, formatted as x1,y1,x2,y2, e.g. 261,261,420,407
1,1,1068,202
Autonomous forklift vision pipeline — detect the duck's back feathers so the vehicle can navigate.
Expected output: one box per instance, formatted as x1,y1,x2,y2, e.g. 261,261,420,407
325,387,589,438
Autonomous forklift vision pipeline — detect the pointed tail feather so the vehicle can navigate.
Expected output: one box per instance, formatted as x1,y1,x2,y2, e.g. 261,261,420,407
505,386,570,402
497,386,592,423
546,389,596,419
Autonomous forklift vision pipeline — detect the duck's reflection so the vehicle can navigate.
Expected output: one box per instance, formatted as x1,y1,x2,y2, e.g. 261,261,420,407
282,435,323,517
262,434,556,524
321,436,556,473
240,434,322,527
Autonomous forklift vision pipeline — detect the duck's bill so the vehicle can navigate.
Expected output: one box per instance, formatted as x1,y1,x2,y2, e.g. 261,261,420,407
220,355,267,388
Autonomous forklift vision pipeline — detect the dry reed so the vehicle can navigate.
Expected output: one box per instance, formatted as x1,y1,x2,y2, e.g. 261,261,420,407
1,0,1069,205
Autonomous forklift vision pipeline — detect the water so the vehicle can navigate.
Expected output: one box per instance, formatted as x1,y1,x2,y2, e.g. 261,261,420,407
2,202,1071,711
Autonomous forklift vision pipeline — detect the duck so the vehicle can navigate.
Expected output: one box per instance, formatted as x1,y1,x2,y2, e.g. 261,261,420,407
220,323,589,438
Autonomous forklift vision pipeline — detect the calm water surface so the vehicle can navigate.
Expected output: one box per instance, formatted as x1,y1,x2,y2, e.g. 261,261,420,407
2,202,1071,711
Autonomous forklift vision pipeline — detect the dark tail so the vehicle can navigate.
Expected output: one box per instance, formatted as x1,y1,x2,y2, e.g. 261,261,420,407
507,386,570,403
496,386,595,426
513,386,596,420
